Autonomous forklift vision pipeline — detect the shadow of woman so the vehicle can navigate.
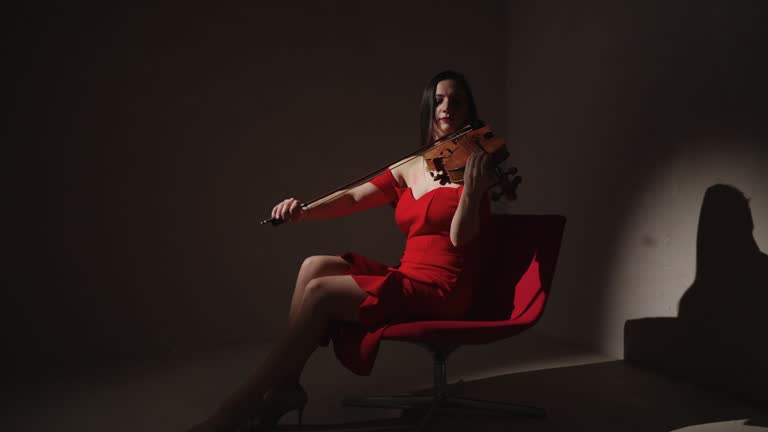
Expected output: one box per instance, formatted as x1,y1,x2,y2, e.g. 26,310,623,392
625,184,768,413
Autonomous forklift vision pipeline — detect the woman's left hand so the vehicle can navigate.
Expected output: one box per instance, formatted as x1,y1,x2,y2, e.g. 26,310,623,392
462,150,496,198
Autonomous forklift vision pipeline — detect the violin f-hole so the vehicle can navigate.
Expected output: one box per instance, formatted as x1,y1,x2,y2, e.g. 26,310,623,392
429,158,450,185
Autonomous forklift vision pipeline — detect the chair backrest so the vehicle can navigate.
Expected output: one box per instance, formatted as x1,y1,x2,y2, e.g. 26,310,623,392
465,214,566,323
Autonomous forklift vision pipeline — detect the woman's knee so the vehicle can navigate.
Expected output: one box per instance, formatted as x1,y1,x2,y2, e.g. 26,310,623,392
302,277,333,309
301,276,365,320
298,255,349,282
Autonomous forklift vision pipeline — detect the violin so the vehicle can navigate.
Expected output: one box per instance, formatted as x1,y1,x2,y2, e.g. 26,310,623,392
261,120,521,226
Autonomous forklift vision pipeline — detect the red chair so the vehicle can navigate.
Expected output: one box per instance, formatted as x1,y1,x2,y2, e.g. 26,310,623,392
343,214,566,429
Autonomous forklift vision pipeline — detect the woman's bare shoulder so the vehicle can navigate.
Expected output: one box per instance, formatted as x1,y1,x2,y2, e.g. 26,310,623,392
388,156,420,188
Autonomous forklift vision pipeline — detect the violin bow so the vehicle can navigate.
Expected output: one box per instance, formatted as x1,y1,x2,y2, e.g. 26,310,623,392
260,123,479,226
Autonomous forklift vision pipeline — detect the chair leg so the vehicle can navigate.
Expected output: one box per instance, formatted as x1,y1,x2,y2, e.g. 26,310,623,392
343,394,434,410
343,345,546,427
441,396,546,417
416,394,442,432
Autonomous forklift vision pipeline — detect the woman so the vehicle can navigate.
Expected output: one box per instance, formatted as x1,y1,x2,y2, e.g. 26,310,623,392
189,70,495,432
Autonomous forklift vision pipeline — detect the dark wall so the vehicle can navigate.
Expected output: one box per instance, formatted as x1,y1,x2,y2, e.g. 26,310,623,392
8,3,507,379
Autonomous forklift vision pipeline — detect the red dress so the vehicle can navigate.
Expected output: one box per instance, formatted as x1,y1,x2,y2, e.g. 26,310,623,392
325,168,489,375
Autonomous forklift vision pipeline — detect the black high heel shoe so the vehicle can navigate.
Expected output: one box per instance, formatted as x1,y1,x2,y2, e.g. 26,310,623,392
239,384,308,432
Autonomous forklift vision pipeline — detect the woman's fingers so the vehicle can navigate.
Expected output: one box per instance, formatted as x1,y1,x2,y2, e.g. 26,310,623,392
288,200,300,220
464,152,474,179
478,152,489,177
282,198,295,220
471,151,483,179
464,151,494,192
272,198,301,221
463,152,475,185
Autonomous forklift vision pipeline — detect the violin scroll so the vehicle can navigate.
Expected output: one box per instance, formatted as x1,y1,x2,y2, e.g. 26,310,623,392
489,166,523,201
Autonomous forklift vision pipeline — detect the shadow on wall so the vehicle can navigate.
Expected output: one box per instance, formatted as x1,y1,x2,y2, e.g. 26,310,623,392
625,184,768,407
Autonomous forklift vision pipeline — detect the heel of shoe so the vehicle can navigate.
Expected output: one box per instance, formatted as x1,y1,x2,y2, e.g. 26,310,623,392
297,405,305,429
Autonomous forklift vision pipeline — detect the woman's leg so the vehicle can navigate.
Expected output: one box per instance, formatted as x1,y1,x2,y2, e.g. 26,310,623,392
283,255,351,384
254,275,366,390
289,255,351,325
211,275,367,426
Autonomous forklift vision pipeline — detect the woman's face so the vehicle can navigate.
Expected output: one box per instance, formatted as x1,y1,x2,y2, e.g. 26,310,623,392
432,79,469,140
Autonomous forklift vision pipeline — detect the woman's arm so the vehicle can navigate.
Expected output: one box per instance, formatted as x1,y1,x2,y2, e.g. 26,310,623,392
302,181,392,220
271,161,408,223
450,151,494,247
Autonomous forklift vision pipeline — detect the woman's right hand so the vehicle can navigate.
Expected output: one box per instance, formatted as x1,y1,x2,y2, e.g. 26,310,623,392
272,198,305,222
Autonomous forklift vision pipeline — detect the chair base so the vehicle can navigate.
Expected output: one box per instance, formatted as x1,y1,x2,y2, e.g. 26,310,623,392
344,391,545,430
344,392,545,415
344,343,546,430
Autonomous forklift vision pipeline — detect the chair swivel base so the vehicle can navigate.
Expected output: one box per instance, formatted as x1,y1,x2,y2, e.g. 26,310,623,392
344,392,545,415
343,387,546,430
343,345,545,429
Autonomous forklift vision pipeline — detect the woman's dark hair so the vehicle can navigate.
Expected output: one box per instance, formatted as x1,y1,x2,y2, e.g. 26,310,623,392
419,70,479,146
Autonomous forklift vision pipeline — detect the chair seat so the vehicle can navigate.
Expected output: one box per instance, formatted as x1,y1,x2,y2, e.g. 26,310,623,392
381,317,540,345
381,245,549,346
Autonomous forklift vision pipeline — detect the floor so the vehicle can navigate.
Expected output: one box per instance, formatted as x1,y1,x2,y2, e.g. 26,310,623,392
5,329,767,432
